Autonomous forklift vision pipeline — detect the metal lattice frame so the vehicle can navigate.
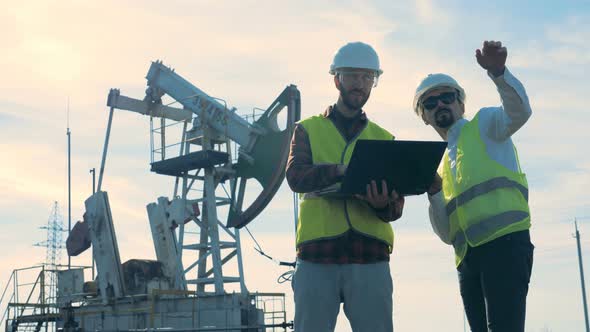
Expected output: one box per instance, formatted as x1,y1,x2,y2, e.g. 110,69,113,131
105,61,299,296
34,202,65,306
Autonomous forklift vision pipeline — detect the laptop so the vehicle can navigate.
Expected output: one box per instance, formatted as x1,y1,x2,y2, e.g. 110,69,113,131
315,139,447,197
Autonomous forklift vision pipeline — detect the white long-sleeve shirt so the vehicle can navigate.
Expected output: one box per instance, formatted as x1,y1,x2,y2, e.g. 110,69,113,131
428,67,533,244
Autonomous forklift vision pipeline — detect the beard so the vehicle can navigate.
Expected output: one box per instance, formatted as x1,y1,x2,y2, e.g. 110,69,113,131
340,86,370,111
434,108,455,128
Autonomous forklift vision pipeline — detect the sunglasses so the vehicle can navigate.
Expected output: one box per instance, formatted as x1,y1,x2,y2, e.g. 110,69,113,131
421,92,457,111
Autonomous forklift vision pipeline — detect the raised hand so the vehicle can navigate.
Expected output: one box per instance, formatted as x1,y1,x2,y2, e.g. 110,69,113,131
476,40,507,77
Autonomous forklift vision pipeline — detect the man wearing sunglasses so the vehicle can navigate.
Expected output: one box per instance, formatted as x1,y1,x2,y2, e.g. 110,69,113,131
414,41,534,332
286,42,404,332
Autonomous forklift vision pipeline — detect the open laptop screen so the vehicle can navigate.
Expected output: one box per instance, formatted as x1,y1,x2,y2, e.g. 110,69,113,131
340,139,447,196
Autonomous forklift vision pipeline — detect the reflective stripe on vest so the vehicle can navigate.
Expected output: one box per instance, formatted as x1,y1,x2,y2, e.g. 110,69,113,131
463,210,529,244
446,176,529,216
451,210,529,266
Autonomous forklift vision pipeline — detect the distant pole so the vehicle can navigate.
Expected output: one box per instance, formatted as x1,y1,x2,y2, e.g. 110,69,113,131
575,218,590,332
90,168,96,279
67,108,72,270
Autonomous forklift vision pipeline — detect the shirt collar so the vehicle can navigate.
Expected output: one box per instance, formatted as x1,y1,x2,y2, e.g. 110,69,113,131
323,105,367,121
447,118,468,141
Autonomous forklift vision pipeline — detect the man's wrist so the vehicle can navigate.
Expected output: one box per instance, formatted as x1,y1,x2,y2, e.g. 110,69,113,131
489,66,506,78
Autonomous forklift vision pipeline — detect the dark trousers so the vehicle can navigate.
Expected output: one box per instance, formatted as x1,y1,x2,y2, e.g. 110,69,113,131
457,230,534,332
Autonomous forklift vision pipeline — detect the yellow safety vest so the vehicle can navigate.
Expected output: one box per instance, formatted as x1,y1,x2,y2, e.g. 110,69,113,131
442,113,531,266
297,115,395,250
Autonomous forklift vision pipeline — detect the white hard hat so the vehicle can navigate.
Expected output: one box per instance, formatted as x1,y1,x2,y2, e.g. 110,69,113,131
330,42,383,75
413,73,466,115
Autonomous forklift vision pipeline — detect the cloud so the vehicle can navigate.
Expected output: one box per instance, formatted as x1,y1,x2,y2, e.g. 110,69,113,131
511,15,590,70
414,0,452,24
546,15,590,48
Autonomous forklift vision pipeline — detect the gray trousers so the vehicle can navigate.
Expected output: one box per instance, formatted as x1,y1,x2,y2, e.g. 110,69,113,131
292,260,393,332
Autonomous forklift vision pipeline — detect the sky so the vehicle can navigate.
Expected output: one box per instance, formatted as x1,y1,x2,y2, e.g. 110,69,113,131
0,0,589,331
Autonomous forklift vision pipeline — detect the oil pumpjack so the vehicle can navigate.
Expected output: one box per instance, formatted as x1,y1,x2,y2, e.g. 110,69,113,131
2,61,300,331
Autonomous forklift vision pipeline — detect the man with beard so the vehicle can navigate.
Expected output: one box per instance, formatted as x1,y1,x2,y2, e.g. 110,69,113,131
286,41,404,332
415,40,534,332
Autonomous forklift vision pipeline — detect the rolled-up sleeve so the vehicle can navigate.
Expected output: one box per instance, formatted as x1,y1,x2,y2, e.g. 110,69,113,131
485,67,533,141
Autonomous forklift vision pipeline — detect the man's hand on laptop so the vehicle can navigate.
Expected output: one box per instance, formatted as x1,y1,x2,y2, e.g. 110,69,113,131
356,180,403,210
